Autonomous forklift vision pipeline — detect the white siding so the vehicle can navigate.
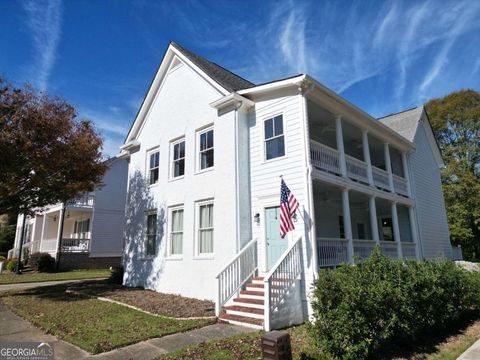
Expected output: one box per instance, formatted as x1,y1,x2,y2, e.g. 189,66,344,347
123,60,239,300
410,118,451,258
90,158,128,257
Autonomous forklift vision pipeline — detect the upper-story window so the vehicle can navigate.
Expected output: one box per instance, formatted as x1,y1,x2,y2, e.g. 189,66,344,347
171,139,185,178
198,127,214,170
148,150,159,185
264,115,285,160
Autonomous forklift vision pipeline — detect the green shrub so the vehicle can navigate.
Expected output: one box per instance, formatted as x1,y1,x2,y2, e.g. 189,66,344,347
6,258,22,272
0,255,5,262
29,252,55,272
109,266,124,284
309,247,480,360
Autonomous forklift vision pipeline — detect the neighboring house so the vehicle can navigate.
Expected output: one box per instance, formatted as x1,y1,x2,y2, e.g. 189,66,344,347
9,156,128,270
119,42,453,330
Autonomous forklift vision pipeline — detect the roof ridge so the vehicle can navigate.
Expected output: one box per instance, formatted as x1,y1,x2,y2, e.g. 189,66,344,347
377,106,422,120
170,42,254,92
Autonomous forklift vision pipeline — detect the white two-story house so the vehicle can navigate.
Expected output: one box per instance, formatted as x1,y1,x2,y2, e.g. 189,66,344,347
10,156,128,270
120,42,452,330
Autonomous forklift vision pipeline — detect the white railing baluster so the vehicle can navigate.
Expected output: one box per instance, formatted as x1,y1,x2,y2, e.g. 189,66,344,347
372,166,390,190
345,155,369,184
310,141,341,175
393,174,409,197
215,239,258,316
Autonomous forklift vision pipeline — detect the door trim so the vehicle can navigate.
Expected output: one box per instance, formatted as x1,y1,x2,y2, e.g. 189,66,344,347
257,195,284,273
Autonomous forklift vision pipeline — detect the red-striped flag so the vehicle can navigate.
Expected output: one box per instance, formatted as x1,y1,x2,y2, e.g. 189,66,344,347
280,179,299,238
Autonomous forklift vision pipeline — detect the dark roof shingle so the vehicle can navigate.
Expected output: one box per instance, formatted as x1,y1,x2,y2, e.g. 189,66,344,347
171,42,255,92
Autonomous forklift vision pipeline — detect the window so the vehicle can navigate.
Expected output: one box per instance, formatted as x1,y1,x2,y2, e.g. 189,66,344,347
198,202,214,255
171,140,185,178
199,128,214,170
169,208,184,256
74,218,90,239
146,212,157,256
381,218,394,241
338,216,345,238
264,115,285,160
148,151,159,185
357,223,366,240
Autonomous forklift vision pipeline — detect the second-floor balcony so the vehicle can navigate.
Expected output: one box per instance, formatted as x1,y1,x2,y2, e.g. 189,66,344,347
66,194,95,208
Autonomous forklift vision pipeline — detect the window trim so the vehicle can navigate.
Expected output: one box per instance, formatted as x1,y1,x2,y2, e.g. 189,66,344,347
196,125,214,173
145,210,158,257
167,205,184,259
194,199,214,259
262,112,287,162
170,137,186,180
146,147,160,186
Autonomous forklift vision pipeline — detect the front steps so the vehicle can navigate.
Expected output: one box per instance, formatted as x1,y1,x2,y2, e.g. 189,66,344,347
218,276,265,330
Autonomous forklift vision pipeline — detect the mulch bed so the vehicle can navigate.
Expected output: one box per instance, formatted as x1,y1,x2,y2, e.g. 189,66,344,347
69,281,215,318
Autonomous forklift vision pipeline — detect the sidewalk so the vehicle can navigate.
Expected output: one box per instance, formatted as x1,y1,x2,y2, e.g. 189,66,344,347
0,303,254,360
457,338,480,360
0,278,108,292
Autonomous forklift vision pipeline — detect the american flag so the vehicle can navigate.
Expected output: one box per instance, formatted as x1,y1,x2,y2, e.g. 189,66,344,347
280,179,299,238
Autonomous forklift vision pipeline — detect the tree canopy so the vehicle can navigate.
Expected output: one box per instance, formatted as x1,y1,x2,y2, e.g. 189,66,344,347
426,89,480,260
0,78,106,215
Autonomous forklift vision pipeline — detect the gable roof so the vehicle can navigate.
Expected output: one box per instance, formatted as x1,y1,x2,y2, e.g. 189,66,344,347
170,42,254,92
377,107,423,141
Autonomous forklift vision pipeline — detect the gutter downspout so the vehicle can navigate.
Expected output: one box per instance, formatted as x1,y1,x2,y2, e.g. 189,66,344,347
299,81,318,279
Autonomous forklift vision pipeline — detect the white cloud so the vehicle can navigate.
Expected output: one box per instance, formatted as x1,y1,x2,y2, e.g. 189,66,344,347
22,0,62,92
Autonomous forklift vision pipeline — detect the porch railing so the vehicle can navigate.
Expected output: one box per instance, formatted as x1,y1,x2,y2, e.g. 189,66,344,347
215,238,257,316
393,174,409,197
41,239,57,252
372,166,390,191
353,239,376,259
380,241,398,259
264,236,302,331
310,141,341,175
401,242,416,259
317,238,348,267
61,238,90,253
346,155,369,184
66,194,95,207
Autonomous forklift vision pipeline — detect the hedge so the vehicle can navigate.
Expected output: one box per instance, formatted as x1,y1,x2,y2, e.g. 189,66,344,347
309,247,480,360
29,252,55,272
6,258,22,272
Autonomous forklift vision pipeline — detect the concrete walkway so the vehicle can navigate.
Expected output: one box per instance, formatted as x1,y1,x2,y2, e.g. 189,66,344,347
0,278,108,292
0,303,255,360
457,338,480,360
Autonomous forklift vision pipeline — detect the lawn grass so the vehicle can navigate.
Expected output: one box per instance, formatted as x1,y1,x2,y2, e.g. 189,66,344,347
0,269,111,284
159,317,480,360
0,284,214,354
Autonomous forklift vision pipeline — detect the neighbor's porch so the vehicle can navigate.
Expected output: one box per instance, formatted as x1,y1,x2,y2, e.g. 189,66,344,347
313,181,419,267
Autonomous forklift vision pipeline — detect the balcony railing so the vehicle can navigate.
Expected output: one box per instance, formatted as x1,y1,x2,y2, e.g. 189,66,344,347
66,194,95,207
310,141,341,175
372,166,390,191
318,238,417,267
393,174,409,197
346,155,369,184
61,238,90,253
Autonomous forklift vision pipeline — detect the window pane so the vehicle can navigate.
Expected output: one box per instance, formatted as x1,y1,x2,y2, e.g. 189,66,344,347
264,119,273,139
174,159,185,177
206,130,214,149
199,229,213,253
200,132,207,151
150,152,159,168
274,116,283,136
201,149,214,169
172,210,183,232
265,136,285,160
171,233,183,254
179,141,185,158
200,204,213,228
146,213,157,256
149,168,159,184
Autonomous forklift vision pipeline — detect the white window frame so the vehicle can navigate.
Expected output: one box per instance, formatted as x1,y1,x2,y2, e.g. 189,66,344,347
145,210,158,257
195,199,214,259
146,147,160,186
170,138,186,180
196,125,214,173
74,218,90,239
263,113,286,162
167,205,184,259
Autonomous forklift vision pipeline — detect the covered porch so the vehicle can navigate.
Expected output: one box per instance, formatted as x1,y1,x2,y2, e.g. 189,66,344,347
313,181,419,267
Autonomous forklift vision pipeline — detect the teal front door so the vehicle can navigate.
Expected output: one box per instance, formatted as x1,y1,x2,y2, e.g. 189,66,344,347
266,206,288,270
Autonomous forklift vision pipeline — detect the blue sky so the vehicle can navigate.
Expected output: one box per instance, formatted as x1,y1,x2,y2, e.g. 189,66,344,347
1,0,479,156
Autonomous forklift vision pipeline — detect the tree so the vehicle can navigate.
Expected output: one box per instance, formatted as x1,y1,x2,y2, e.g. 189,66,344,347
426,89,480,260
0,77,106,215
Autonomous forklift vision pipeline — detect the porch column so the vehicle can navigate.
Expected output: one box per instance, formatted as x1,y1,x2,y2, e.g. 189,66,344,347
408,206,421,260
401,152,412,197
362,130,374,186
384,143,395,192
391,202,403,259
39,214,47,252
335,115,348,178
369,196,380,244
341,188,354,263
